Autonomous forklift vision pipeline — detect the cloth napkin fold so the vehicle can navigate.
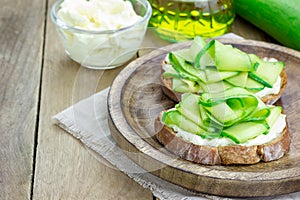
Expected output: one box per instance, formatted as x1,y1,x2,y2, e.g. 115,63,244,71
53,34,300,200
53,87,208,200
53,87,300,200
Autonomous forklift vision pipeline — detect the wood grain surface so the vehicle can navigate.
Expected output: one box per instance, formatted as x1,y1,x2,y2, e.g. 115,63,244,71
0,0,282,197
108,38,300,197
0,0,45,199
31,0,153,199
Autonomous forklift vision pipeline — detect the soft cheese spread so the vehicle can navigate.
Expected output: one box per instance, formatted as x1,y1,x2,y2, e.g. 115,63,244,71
255,76,281,98
255,57,281,98
57,0,142,31
53,0,149,68
173,114,286,147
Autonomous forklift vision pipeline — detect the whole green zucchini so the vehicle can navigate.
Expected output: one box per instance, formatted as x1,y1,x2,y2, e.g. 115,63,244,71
234,0,300,51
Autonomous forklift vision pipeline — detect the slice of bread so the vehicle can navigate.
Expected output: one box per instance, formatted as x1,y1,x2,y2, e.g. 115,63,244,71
161,59,288,104
154,112,290,165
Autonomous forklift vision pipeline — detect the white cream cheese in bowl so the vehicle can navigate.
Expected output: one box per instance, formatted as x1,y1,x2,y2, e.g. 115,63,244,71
51,0,152,69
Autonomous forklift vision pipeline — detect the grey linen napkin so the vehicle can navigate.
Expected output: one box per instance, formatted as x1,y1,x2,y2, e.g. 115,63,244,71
53,33,300,199
53,87,208,200
53,87,300,200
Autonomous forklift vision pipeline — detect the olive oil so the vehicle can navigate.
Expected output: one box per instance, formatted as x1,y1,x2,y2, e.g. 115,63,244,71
148,0,235,42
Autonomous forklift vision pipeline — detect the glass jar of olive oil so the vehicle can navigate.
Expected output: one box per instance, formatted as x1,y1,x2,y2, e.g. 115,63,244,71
148,0,235,42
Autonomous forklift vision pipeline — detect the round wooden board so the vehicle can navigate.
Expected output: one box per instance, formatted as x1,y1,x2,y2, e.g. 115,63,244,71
108,38,300,198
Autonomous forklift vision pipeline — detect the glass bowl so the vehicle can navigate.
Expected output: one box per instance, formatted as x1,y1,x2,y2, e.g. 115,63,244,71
51,0,152,69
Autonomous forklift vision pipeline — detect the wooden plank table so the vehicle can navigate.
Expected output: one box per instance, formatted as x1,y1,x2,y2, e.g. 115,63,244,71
0,0,279,199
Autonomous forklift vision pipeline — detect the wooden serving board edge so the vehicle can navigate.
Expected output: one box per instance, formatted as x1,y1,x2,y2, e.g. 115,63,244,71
107,38,300,197
108,115,300,198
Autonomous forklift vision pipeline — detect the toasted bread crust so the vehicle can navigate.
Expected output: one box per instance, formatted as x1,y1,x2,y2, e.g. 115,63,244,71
155,113,290,165
161,60,288,104
261,70,288,104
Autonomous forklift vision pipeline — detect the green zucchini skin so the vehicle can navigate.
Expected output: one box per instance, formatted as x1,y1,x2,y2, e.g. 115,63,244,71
234,0,300,50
